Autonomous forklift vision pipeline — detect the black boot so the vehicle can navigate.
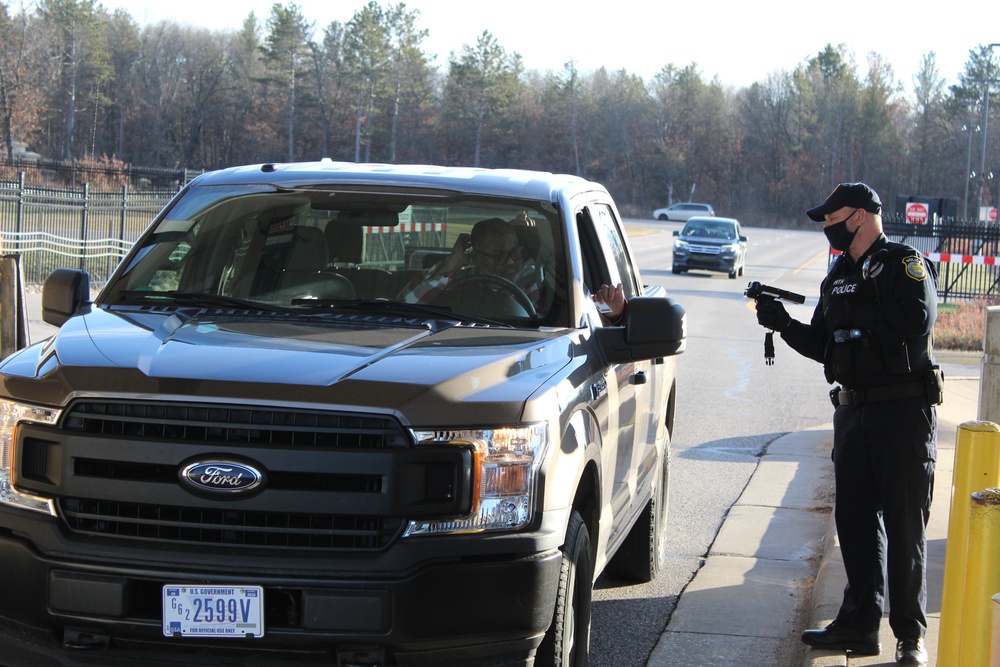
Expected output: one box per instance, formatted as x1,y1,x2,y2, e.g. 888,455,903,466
895,638,927,666
801,622,880,655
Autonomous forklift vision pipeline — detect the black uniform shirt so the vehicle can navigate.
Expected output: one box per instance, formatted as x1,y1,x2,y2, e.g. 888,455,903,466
782,234,937,388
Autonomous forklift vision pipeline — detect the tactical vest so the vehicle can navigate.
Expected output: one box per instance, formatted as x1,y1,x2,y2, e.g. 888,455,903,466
822,243,935,388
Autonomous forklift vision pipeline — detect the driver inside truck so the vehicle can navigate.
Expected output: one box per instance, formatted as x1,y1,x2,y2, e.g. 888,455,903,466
396,216,536,305
397,215,626,322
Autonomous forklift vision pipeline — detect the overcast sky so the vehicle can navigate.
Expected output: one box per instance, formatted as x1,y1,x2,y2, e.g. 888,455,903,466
100,0,994,91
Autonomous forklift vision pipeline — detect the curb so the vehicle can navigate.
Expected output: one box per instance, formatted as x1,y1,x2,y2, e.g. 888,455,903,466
799,513,849,667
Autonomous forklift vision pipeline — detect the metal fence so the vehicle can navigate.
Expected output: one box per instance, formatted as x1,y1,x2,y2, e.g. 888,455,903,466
882,216,1000,302
0,173,176,285
0,158,201,190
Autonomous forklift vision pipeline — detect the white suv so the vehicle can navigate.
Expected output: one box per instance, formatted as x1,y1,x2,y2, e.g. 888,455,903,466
652,202,715,221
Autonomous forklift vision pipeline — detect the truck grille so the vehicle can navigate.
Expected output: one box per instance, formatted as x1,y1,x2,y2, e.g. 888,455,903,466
63,401,407,449
59,497,401,549
23,400,467,552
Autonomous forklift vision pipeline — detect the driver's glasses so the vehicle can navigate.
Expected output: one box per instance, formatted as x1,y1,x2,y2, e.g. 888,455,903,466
475,244,523,265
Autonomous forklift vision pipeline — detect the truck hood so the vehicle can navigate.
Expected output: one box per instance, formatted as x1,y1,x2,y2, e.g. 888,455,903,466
2,308,574,418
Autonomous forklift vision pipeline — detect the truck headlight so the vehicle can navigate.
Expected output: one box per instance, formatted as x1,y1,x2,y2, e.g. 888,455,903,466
404,424,547,536
0,400,59,515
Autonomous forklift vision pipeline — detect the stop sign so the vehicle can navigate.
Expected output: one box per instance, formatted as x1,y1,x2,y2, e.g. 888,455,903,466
990,207,998,223
905,202,929,225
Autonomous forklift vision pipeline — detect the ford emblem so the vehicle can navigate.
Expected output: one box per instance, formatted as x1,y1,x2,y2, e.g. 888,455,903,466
179,459,265,496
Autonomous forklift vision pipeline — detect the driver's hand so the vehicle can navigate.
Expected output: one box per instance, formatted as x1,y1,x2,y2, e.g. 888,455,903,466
592,283,625,319
438,233,472,275
509,211,535,226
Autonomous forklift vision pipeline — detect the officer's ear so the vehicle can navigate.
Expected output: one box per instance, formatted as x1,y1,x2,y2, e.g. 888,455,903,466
853,209,867,230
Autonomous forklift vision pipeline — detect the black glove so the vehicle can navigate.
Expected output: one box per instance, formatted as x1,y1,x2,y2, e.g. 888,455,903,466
756,299,791,332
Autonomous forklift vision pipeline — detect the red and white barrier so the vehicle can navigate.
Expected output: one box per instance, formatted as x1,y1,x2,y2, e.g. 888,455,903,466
925,253,1000,266
831,249,1000,266
364,222,446,234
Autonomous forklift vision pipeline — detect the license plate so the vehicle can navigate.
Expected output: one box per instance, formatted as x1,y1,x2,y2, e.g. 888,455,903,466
162,585,264,638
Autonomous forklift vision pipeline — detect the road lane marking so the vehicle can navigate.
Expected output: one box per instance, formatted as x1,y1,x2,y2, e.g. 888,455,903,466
794,249,828,274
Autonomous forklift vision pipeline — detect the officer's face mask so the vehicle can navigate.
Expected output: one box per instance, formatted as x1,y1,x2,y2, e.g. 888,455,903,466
823,209,859,253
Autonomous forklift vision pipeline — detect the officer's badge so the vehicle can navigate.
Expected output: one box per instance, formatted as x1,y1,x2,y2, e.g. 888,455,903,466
903,256,927,281
862,249,888,280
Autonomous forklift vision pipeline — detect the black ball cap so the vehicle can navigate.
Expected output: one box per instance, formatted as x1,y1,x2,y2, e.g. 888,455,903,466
807,183,882,221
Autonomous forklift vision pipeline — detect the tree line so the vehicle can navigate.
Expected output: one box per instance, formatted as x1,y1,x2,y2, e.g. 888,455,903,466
1,0,998,227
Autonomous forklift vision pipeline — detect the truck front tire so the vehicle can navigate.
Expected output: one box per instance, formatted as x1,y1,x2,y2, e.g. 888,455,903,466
536,510,592,667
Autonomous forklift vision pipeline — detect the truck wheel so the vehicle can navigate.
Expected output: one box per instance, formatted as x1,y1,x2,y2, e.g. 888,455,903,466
537,510,592,667
605,451,667,583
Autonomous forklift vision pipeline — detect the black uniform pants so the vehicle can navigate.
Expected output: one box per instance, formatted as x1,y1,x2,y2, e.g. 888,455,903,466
831,395,936,640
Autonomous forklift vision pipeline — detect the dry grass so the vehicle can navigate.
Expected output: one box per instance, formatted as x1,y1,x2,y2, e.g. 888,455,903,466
934,299,995,351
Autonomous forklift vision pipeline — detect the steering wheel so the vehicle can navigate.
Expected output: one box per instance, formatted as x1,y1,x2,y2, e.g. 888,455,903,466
445,273,538,318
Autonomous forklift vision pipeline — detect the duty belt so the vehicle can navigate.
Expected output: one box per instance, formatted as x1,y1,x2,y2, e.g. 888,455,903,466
830,381,928,407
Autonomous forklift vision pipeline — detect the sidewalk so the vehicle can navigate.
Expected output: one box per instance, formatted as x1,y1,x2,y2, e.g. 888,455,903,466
647,351,981,667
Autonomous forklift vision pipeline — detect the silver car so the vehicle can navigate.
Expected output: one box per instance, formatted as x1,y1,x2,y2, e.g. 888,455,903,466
652,202,715,221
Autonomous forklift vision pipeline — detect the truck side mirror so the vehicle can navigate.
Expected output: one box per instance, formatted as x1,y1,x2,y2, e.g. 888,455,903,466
597,296,686,363
42,269,90,327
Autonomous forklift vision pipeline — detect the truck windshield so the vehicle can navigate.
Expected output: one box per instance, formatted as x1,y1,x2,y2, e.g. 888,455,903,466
103,185,570,327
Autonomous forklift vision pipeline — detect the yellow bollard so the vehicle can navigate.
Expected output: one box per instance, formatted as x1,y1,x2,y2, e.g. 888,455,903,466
939,422,1000,665
958,488,1000,667
992,593,1000,667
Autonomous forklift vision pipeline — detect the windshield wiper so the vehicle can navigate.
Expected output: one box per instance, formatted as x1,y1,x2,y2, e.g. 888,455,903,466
116,290,293,314
291,298,513,327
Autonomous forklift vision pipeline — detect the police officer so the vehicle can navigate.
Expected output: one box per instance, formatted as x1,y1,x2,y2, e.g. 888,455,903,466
756,183,939,667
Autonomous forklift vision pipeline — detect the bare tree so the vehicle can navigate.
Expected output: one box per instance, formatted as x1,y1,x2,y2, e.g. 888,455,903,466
442,31,519,167
103,9,139,160
305,21,345,159
911,53,947,195
342,2,392,163
37,0,110,160
0,2,43,161
262,3,313,162
384,3,429,164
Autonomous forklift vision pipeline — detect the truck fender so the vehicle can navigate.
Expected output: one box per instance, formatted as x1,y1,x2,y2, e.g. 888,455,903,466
543,406,604,568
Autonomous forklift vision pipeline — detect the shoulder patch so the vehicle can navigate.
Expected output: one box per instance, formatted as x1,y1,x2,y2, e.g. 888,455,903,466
903,255,927,281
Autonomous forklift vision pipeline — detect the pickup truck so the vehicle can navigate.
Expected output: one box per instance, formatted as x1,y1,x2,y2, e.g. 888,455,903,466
0,161,685,666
